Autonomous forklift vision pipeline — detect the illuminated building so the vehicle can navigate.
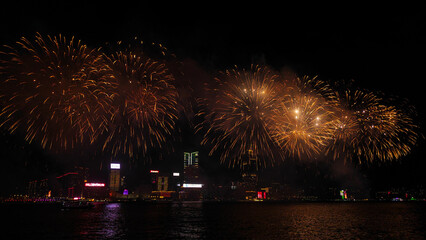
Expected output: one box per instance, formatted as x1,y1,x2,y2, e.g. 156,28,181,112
181,151,203,200
55,172,81,198
340,190,348,200
109,163,121,192
84,182,108,199
150,171,176,200
183,151,199,183
230,150,260,201
28,178,49,198
157,176,168,191
241,150,258,181
150,170,159,191
166,172,181,196
241,150,258,195
184,152,199,168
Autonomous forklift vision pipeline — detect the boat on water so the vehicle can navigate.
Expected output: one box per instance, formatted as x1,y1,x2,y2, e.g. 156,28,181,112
61,200,94,209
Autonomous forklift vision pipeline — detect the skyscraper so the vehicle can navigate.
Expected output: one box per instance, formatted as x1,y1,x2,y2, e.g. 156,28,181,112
183,151,199,183
181,151,202,200
242,150,258,180
109,163,121,192
184,151,199,169
241,150,258,199
157,176,169,191
150,170,159,191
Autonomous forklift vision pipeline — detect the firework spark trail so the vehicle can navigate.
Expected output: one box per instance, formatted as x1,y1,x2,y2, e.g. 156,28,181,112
101,41,178,158
355,104,418,161
270,76,336,159
201,70,419,167
199,65,285,168
324,90,377,161
0,33,114,150
0,33,419,166
325,89,418,162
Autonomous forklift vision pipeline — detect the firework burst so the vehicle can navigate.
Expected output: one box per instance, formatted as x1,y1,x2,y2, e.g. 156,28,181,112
199,65,284,168
270,76,335,159
0,33,114,150
101,41,178,158
325,90,418,162
0,34,419,166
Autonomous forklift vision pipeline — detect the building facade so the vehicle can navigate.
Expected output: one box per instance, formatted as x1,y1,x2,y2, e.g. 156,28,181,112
109,163,121,192
181,151,202,200
183,151,199,184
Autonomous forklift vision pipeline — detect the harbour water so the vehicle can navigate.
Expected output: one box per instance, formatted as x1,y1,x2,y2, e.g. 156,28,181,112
1,202,425,239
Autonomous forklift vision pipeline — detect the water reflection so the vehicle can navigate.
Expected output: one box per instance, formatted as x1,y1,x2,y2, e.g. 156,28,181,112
169,202,206,239
200,202,426,239
76,203,126,239
100,203,126,239
1,202,424,239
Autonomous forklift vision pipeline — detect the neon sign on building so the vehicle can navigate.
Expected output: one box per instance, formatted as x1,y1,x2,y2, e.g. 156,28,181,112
182,183,203,188
85,183,105,187
110,163,121,169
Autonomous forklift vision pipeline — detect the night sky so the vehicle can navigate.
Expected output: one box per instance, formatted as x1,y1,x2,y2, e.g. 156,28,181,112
1,3,425,196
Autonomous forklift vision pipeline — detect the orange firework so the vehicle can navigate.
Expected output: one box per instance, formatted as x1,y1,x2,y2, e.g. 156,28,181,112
0,33,114,150
101,41,178,158
0,34,419,166
199,65,284,168
325,90,418,162
270,76,335,159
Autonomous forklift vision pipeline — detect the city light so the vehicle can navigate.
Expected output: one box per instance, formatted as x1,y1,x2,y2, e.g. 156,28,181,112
340,190,347,200
173,172,180,176
182,183,203,188
110,163,120,169
85,183,105,187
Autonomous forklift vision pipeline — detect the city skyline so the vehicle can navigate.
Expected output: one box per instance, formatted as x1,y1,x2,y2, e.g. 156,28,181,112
0,4,425,199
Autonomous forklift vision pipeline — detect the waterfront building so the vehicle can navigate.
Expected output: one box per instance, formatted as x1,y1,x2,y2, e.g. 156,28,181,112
241,150,258,197
84,182,108,199
27,178,49,198
150,170,159,191
150,171,176,200
183,151,199,183
181,151,203,200
157,176,168,191
109,163,121,192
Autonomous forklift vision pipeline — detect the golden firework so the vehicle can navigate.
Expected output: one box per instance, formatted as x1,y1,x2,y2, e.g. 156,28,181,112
199,65,285,168
0,33,114,150
101,42,178,158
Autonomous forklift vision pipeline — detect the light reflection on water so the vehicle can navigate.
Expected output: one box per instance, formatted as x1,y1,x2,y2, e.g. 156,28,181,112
170,202,206,239
99,203,125,238
1,202,425,239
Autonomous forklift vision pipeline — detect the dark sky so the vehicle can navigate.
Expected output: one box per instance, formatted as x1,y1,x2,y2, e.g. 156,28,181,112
1,4,424,85
2,3,425,103
1,3,425,195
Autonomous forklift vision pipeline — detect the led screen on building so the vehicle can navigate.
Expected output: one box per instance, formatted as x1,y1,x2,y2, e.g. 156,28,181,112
110,163,120,169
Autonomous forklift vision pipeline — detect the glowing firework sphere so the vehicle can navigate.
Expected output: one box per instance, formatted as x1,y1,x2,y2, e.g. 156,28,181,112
200,66,284,168
268,76,336,159
326,90,418,162
0,34,419,166
0,34,114,149
102,48,178,158
271,92,335,159
201,70,419,167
